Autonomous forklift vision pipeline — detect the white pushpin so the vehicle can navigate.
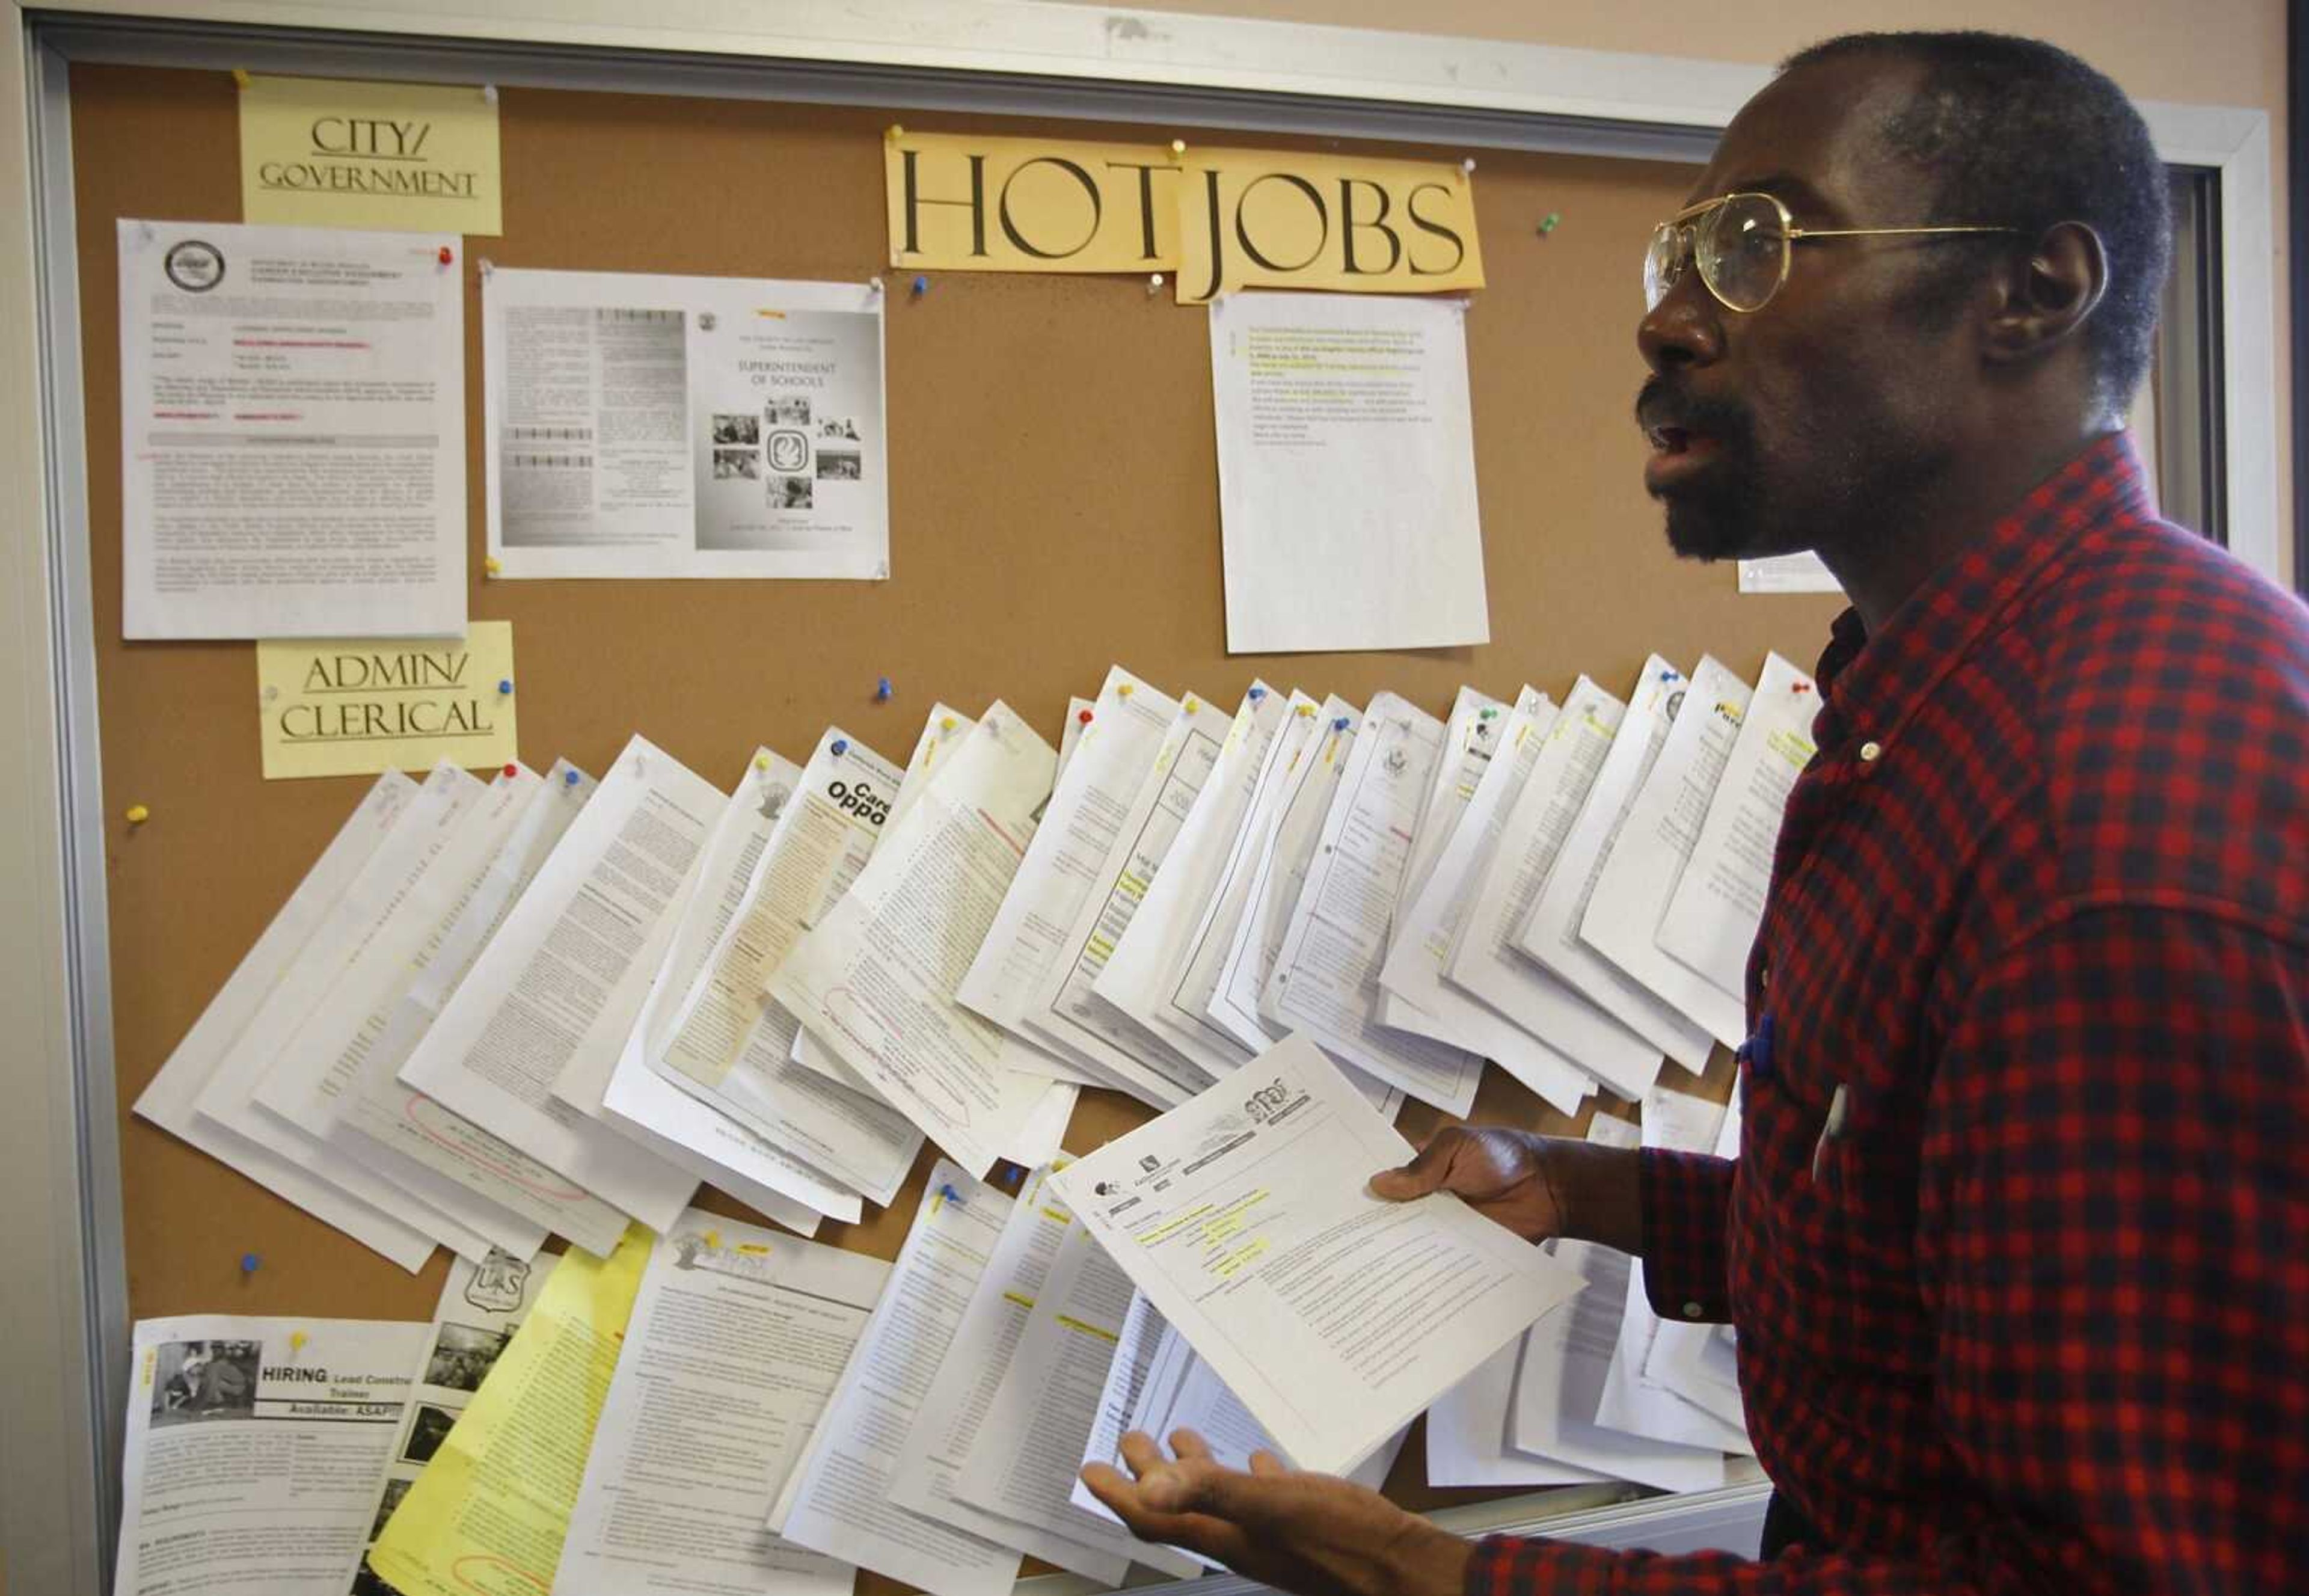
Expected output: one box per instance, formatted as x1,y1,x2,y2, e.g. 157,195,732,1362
479,257,495,279
1461,157,1477,174
1170,138,1187,158
868,275,885,295
481,82,498,104
1147,272,1165,296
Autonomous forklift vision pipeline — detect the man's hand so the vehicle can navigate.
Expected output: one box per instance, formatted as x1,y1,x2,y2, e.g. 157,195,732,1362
1370,1124,1645,1254
1081,1429,1470,1596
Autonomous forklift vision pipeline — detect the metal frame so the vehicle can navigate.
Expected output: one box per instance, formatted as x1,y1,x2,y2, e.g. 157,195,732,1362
0,4,2282,1591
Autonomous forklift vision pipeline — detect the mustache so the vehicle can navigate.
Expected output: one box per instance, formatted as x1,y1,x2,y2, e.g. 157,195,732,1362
1635,376,1753,443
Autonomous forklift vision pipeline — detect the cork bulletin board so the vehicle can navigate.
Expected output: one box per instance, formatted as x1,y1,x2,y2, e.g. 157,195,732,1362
72,58,1831,1537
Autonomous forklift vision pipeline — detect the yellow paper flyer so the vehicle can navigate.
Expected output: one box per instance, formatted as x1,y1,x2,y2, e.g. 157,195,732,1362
257,621,517,781
366,1225,652,1596
241,73,502,235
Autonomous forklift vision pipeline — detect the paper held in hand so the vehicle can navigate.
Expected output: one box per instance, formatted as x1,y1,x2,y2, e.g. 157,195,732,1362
1049,1034,1586,1475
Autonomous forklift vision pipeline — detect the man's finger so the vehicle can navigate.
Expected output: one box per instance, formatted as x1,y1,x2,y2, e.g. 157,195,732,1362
1368,1127,1466,1200
1116,1429,1167,1476
1246,1449,1288,1477
1168,1428,1215,1462
1079,1461,1252,1567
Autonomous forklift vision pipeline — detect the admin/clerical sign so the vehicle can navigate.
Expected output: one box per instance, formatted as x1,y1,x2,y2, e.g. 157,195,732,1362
256,621,518,780
885,130,1483,303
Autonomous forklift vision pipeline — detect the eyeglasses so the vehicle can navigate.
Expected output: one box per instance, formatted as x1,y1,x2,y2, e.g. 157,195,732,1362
1645,191,2021,314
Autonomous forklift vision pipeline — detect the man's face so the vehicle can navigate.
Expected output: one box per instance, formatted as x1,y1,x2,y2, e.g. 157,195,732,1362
1637,56,1980,562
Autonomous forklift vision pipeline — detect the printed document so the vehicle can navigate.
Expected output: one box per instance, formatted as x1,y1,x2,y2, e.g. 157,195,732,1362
368,1224,654,1596
118,220,465,639
324,761,639,1259
769,707,1061,1178
598,752,863,1230
1376,688,1593,1116
1209,697,1360,1055
1263,692,1483,1115
1051,1036,1583,1473
132,772,438,1269
654,729,924,1205
484,268,887,580
114,1314,426,1596
1094,683,1286,1078
1425,1335,1608,1490
950,1190,1200,1579
556,1211,888,1596
1630,1091,1752,1443
191,763,497,1262
773,1165,1026,1596
1445,676,1667,1102
1373,686,1501,1034
889,1163,1141,1584
345,1249,558,1592
1580,655,1755,1046
958,666,1176,1060
1023,692,1231,1107
397,734,710,1229
1658,651,1820,999
1209,292,1488,653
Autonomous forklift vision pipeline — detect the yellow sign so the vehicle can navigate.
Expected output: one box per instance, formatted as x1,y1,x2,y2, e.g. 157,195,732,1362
257,621,517,780
240,73,502,235
885,131,1482,303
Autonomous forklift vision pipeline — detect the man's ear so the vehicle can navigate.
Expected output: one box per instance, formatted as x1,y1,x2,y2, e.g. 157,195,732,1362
1983,219,2108,366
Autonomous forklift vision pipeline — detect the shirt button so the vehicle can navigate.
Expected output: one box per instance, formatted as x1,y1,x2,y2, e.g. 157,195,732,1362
1859,739,1883,763
1684,1301,1706,1319
1757,960,1770,991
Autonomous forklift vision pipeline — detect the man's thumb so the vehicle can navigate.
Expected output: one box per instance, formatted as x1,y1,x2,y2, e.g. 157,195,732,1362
1369,1132,1459,1201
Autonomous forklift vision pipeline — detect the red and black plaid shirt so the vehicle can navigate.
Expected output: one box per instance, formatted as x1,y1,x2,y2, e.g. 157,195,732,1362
1470,434,2309,1593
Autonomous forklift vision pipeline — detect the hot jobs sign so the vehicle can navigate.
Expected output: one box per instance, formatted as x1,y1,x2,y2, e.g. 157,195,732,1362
884,130,1484,303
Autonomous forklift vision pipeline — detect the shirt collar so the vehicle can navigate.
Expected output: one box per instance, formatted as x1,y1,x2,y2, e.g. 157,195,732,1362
1809,432,2156,757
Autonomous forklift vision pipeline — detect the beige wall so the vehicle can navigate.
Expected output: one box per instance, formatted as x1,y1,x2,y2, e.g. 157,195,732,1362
1051,0,2294,585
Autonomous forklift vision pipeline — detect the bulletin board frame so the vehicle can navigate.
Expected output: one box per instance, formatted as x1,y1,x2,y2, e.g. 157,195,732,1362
0,6,2278,1593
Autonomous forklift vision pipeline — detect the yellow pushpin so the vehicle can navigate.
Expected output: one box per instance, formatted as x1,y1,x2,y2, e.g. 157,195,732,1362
940,716,957,732
755,753,770,772
1296,702,1316,717
124,803,150,826
702,1229,721,1250
232,68,251,90
1183,697,1200,714
1117,682,1135,698
483,555,502,576
887,123,906,141
288,1330,308,1354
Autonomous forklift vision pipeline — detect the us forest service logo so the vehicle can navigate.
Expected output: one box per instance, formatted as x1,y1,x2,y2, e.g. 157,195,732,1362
462,1251,532,1313
164,239,225,293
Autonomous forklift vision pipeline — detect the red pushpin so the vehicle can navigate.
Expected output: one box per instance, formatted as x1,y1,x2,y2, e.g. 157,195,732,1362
502,762,518,778
1077,709,1093,725
438,245,455,266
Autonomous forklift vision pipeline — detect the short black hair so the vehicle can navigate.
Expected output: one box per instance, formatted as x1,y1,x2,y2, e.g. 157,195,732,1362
1780,31,2171,410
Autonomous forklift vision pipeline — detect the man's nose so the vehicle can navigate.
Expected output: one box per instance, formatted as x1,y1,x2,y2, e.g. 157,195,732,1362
1639,276,1725,375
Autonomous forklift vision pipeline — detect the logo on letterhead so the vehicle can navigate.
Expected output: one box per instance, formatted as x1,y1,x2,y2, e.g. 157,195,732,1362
164,239,225,293
462,1251,532,1314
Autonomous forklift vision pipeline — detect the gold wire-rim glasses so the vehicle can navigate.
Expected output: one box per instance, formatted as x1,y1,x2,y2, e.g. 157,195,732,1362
1645,191,2023,314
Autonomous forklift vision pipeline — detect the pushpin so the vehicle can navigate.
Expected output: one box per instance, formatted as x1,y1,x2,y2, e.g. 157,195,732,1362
939,1182,964,1207
483,554,502,576
232,67,251,90
940,715,957,732
124,803,150,826
1660,669,1677,682
831,738,849,757
1170,138,1187,157
1077,708,1093,725
702,1228,722,1250
887,123,906,141
288,1330,308,1354
1117,682,1135,699
1296,702,1316,717
911,274,929,298
1461,157,1477,174
1332,716,1351,731
497,677,513,695
438,245,455,266
1539,212,1562,236
239,1252,261,1277
501,763,518,778
1249,685,1268,701
1147,273,1165,296
563,768,581,787
1183,697,1200,714
1480,705,1498,719
868,275,885,295
481,82,498,104
755,753,770,772
479,257,495,278
875,676,893,702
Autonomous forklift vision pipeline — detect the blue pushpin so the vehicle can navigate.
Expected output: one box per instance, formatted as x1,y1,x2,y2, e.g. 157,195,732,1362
875,676,893,702
1660,669,1676,682
1332,716,1350,731
939,1182,963,1206
912,274,930,297
497,678,513,695
239,1251,261,1277
831,738,849,757
1249,685,1268,701
563,768,581,787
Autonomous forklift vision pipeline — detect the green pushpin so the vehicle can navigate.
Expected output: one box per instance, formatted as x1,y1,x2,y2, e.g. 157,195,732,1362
1539,212,1562,236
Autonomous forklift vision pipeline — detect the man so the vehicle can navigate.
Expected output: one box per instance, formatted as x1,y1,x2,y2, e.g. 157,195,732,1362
1084,31,2309,1593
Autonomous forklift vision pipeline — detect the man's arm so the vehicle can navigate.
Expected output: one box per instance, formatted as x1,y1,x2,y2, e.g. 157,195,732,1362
1469,904,2309,1594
